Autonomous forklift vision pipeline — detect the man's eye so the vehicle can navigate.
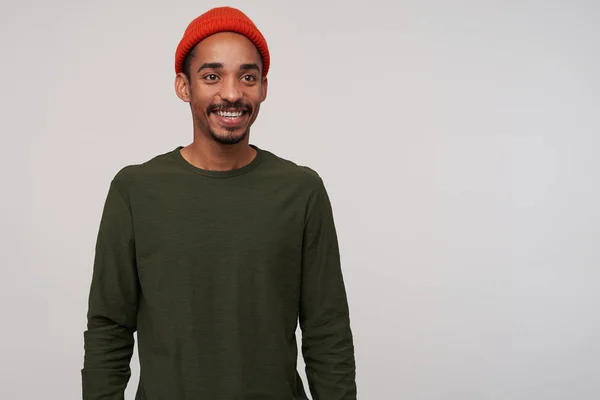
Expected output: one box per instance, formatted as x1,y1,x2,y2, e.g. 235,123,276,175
204,74,218,81
242,75,256,82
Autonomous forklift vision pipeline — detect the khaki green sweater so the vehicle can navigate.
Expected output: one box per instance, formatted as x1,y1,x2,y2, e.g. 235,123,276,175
82,145,356,400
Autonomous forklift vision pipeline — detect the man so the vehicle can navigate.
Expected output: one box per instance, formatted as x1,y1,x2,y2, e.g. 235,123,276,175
82,6,356,400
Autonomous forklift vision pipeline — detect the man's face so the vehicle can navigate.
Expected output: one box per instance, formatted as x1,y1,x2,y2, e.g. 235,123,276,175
176,32,268,145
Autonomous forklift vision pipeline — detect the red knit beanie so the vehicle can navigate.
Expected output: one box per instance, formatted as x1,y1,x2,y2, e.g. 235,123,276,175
175,7,270,77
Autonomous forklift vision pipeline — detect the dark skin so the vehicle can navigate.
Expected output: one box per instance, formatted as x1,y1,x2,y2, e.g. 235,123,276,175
175,32,268,171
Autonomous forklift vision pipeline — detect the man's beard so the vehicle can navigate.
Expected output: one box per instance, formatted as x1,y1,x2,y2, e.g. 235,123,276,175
208,126,249,145
206,99,252,145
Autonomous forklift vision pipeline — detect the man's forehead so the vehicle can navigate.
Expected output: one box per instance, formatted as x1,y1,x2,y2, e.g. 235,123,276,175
195,32,258,52
191,34,263,68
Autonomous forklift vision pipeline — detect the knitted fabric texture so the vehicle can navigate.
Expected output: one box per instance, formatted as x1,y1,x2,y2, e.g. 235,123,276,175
175,7,270,76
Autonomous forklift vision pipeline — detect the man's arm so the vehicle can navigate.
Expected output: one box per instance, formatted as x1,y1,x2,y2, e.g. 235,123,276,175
82,177,139,400
299,175,357,400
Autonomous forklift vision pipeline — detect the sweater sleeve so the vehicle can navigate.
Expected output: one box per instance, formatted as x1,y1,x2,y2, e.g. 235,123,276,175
82,178,139,400
299,177,357,400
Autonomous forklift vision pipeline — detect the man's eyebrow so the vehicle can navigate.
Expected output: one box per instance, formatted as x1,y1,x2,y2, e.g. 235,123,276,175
197,63,260,73
240,63,260,72
197,62,223,72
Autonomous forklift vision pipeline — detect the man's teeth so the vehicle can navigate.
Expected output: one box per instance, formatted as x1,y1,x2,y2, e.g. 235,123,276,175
216,110,244,118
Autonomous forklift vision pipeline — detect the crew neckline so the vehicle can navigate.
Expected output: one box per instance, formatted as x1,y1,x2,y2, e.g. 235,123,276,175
171,144,264,178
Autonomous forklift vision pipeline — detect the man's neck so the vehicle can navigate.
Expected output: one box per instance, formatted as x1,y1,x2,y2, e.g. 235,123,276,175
181,137,257,172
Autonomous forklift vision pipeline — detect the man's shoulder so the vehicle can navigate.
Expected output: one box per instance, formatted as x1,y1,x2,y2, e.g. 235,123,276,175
109,148,178,190
259,147,325,190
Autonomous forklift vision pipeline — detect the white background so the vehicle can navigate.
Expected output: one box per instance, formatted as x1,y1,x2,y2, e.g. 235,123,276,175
1,0,599,399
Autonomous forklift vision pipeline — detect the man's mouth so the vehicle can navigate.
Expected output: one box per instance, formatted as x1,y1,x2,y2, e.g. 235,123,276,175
210,108,249,127
214,110,246,118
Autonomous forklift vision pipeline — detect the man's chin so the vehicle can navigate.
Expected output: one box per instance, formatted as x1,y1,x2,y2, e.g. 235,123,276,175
208,128,249,145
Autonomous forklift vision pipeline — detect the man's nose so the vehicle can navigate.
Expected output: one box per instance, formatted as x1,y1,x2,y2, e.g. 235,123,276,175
219,77,243,103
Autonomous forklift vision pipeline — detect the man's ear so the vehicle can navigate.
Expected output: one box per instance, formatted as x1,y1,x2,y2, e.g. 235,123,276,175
175,73,192,102
260,76,268,102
